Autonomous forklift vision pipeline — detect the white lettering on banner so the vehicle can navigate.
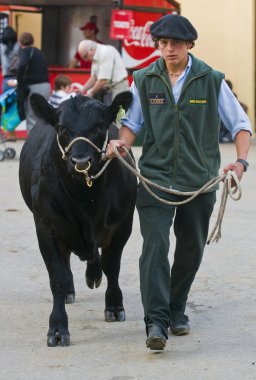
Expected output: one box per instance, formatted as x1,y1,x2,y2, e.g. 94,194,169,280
124,21,155,48
114,21,130,29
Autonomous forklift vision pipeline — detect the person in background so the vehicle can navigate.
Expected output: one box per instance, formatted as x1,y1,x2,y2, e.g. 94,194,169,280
219,79,248,143
106,14,251,350
8,32,51,133
48,74,74,107
0,26,20,93
77,40,129,104
69,21,102,69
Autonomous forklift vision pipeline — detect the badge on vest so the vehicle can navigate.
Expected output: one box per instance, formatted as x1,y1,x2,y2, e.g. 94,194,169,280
189,99,207,104
149,93,166,105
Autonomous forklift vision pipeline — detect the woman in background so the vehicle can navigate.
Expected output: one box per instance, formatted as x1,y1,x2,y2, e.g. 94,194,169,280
8,32,51,133
0,26,20,93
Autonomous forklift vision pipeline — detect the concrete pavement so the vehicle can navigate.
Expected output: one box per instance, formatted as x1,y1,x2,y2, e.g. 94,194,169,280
0,139,255,380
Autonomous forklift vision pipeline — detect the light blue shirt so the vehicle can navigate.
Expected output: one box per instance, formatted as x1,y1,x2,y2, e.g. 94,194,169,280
121,55,252,140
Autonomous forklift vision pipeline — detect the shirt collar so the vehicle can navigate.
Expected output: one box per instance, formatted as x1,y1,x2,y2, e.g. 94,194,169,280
176,54,192,82
181,55,192,76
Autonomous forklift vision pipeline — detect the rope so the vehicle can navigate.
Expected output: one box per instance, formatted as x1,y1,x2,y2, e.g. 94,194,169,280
206,171,241,244
112,146,242,244
56,131,242,244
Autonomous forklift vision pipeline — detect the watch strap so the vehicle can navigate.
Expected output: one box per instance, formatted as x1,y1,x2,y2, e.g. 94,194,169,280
236,158,249,172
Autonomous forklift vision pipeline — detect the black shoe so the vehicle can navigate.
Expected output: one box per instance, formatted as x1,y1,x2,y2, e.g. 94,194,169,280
146,324,166,350
170,312,190,336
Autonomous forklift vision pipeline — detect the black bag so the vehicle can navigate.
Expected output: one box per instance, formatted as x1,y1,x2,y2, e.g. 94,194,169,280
16,48,34,121
16,84,30,121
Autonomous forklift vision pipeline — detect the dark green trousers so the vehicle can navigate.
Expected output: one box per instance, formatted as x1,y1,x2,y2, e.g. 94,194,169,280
136,185,216,336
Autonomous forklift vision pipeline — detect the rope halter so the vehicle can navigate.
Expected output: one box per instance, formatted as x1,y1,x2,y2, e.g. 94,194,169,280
56,130,112,186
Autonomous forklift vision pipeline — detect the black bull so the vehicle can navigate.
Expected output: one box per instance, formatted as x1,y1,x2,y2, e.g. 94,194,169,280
19,92,137,347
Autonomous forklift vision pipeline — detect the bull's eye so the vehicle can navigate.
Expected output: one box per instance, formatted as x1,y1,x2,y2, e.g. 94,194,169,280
58,126,69,146
91,127,106,146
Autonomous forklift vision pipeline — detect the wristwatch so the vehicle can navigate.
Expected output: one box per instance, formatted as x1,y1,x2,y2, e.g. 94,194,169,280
236,158,249,172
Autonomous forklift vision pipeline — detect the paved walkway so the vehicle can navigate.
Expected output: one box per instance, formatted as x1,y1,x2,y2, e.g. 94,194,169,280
0,139,255,380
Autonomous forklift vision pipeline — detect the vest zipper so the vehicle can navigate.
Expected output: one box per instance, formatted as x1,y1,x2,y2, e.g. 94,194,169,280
172,73,211,184
158,74,180,184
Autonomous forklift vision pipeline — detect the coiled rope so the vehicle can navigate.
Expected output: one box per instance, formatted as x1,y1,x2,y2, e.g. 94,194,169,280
56,132,242,244
113,146,242,244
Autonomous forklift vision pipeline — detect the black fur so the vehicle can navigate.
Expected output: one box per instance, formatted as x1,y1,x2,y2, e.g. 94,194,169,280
19,93,137,346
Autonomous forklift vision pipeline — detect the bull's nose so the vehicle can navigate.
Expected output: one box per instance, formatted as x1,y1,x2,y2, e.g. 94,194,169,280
71,156,91,170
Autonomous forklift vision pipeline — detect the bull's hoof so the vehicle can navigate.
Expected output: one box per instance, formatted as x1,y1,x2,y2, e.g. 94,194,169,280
65,293,75,304
47,332,70,347
60,333,71,347
104,309,126,322
86,276,102,289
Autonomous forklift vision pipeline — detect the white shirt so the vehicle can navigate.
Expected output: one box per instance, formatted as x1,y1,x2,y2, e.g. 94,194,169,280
91,44,128,84
0,42,20,77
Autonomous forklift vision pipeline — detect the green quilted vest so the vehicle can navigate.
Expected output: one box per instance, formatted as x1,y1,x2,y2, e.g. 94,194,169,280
133,54,224,192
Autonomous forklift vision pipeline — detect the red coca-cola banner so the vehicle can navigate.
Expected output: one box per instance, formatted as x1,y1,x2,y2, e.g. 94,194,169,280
123,0,178,9
121,11,170,69
110,10,133,40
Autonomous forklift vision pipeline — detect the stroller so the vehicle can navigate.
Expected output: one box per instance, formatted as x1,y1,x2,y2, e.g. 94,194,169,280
0,88,20,161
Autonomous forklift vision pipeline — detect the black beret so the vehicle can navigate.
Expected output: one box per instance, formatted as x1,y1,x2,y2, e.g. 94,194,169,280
150,14,198,41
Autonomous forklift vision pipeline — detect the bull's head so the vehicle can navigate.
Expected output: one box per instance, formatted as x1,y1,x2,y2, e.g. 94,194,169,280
30,92,133,182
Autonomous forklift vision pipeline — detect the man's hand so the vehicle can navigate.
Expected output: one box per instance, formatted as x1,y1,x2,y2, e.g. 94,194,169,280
106,126,136,159
70,82,84,94
222,162,245,186
7,79,17,87
106,139,130,159
85,89,94,97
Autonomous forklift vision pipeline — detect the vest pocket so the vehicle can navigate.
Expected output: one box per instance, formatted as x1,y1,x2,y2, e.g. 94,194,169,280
198,145,209,170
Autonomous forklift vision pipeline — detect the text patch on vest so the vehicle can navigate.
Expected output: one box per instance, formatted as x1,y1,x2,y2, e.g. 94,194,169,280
149,93,166,105
189,99,207,104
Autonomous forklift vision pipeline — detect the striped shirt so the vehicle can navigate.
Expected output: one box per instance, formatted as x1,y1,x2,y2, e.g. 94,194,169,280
48,90,72,108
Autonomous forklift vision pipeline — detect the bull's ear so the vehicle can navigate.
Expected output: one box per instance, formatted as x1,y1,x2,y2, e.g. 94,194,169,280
108,91,133,118
30,94,58,125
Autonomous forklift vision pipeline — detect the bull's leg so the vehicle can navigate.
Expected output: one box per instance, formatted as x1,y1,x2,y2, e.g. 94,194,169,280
35,223,72,347
85,250,102,289
63,253,75,304
101,243,125,322
101,219,133,322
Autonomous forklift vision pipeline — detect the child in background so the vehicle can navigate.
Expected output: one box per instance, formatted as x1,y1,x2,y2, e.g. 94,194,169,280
49,74,74,107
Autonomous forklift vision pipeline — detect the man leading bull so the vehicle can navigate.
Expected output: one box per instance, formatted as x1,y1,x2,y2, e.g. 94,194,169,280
106,14,251,350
